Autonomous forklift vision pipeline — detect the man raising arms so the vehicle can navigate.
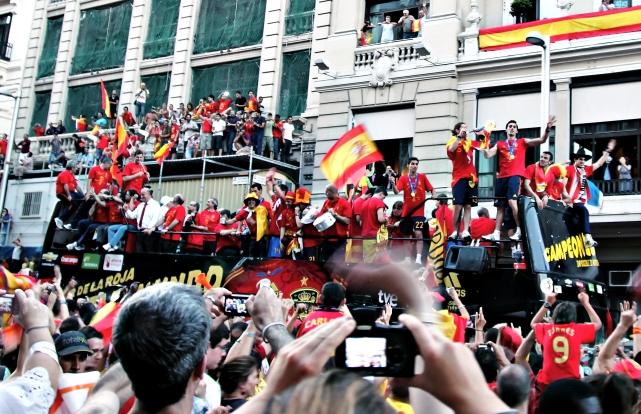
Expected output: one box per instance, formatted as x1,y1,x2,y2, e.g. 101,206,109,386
446,122,486,240
482,116,556,241
390,157,436,264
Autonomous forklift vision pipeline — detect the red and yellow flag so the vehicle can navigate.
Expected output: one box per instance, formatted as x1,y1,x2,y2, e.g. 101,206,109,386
110,117,129,188
480,5,641,51
100,80,111,118
412,19,421,32
320,125,383,189
90,301,121,346
154,141,174,165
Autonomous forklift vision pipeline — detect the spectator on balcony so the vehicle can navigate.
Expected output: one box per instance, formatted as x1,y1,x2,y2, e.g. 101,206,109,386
108,90,119,128
200,113,214,157
14,151,32,179
263,113,275,159
186,102,195,117
282,116,301,164
0,134,7,166
57,120,67,135
226,110,239,154
234,91,247,113
134,82,150,125
182,114,199,156
179,103,186,118
360,20,375,46
95,130,110,163
378,16,397,43
95,112,108,129
168,103,179,120
46,122,57,136
143,107,159,132
52,151,69,169
49,134,62,167
213,113,226,157
233,121,251,152
121,106,136,127
418,3,429,36
603,155,614,182
273,114,283,161
79,147,94,168
246,91,259,113
252,111,266,156
186,131,200,159
159,103,170,120
71,114,88,132
16,134,30,160
398,10,416,39
618,156,633,193
599,0,615,11
32,123,45,137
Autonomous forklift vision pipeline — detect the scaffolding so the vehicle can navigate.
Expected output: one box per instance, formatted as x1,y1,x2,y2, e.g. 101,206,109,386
36,16,64,79
142,0,180,59
279,50,311,117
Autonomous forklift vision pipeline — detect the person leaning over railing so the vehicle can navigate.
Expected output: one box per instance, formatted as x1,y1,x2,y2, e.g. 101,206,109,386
102,189,140,252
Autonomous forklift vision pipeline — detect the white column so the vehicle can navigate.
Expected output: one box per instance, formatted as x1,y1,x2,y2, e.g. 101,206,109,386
553,78,572,162
256,0,287,114
461,89,478,130
120,0,153,107
167,0,201,106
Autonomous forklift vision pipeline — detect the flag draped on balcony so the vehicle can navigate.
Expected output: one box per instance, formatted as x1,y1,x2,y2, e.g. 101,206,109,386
320,125,383,189
100,80,111,118
479,5,641,51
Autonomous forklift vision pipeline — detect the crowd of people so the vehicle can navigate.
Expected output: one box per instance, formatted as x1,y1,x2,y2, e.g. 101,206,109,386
2,261,641,414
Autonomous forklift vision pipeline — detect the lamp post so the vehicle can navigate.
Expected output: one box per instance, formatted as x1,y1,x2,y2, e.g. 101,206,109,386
526,31,550,153
0,88,21,212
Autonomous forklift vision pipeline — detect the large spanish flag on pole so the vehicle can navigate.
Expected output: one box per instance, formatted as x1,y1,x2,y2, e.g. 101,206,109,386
110,117,129,188
100,80,111,118
479,6,641,51
320,125,383,189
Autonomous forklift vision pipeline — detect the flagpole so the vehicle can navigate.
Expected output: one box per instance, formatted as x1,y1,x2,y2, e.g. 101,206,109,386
199,156,206,206
248,150,253,194
158,161,164,194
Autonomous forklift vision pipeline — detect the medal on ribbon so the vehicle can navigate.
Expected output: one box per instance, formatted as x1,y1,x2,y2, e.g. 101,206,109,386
409,174,418,200
507,139,516,160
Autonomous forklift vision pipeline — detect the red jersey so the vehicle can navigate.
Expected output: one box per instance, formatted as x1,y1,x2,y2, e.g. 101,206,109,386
97,134,110,150
269,194,287,237
56,170,78,195
123,162,148,193
523,163,550,197
218,99,232,113
161,206,186,241
215,223,240,252
93,203,109,223
33,127,45,137
107,200,124,224
566,165,594,204
122,112,136,126
245,121,253,136
235,208,256,235
434,204,454,236
447,138,482,186
319,198,352,238
187,212,205,249
278,208,298,236
88,166,112,193
497,138,528,179
296,308,344,338
246,97,258,112
547,180,565,201
534,322,596,386
272,122,283,141
204,102,219,117
361,197,386,238
350,196,366,238
200,209,220,242
396,174,433,218
0,139,7,155
470,217,496,248
170,125,180,143
201,118,212,133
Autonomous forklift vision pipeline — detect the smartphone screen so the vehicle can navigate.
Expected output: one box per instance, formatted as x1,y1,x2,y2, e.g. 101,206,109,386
344,337,387,368
224,294,250,316
0,294,17,315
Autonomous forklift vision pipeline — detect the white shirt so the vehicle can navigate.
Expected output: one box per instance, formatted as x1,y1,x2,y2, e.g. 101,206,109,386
182,121,198,140
282,123,295,141
202,373,222,408
126,198,161,230
0,367,55,414
213,120,226,135
134,88,149,103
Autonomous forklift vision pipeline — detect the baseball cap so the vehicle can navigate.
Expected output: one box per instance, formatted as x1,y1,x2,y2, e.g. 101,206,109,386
160,196,171,207
55,331,94,356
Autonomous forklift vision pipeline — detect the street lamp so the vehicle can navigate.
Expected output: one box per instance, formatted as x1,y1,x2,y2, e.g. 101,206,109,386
526,31,550,153
0,88,21,213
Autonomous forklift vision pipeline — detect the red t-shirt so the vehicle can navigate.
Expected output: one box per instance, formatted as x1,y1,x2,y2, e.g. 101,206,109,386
56,170,77,195
396,174,433,217
320,198,352,238
245,121,254,136
122,112,136,126
33,127,45,137
0,139,7,155
187,212,205,249
88,166,112,193
170,125,180,143
235,208,256,235
201,118,212,133
161,206,186,241
200,209,220,242
273,122,283,140
107,200,124,224
361,197,387,238
94,203,109,223
497,138,528,179
566,165,594,204
278,208,298,236
350,196,366,237
534,322,596,386
547,180,565,201
269,194,287,237
218,99,232,113
296,309,344,338
123,162,148,193
246,97,259,112
97,134,110,150
204,102,219,117
447,139,482,186
215,223,240,252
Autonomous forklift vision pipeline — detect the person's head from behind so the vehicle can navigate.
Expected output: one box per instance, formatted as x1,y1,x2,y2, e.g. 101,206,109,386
59,316,82,334
264,369,396,414
477,207,490,219
539,378,602,414
584,373,637,414
321,282,345,308
497,364,531,409
474,347,499,383
219,355,260,399
55,331,93,373
230,322,248,343
113,283,211,412
79,326,105,372
552,301,577,324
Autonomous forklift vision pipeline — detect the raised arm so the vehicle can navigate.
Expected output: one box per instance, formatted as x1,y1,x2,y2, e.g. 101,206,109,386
595,301,637,374
579,291,602,331
531,293,556,328
447,287,470,320
515,331,536,373
525,115,556,147
474,307,486,343
592,140,617,170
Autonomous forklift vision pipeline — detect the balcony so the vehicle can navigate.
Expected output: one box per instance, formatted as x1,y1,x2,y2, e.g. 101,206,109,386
592,179,641,196
0,41,11,62
354,38,422,71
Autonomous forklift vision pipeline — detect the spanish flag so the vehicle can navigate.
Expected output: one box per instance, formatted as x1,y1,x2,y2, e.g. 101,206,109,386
320,125,383,189
480,5,641,50
111,117,129,188
154,141,174,165
90,301,121,346
412,19,420,32
100,80,111,119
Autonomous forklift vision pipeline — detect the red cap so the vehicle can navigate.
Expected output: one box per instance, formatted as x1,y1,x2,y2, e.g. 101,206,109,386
285,191,295,200
612,359,641,379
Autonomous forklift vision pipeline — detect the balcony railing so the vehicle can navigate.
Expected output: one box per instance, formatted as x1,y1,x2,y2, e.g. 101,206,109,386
354,39,421,70
591,179,641,196
0,42,12,62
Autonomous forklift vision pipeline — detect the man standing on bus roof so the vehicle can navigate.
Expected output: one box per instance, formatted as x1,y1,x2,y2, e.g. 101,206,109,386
389,157,436,265
123,150,149,194
125,187,161,253
481,116,556,242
